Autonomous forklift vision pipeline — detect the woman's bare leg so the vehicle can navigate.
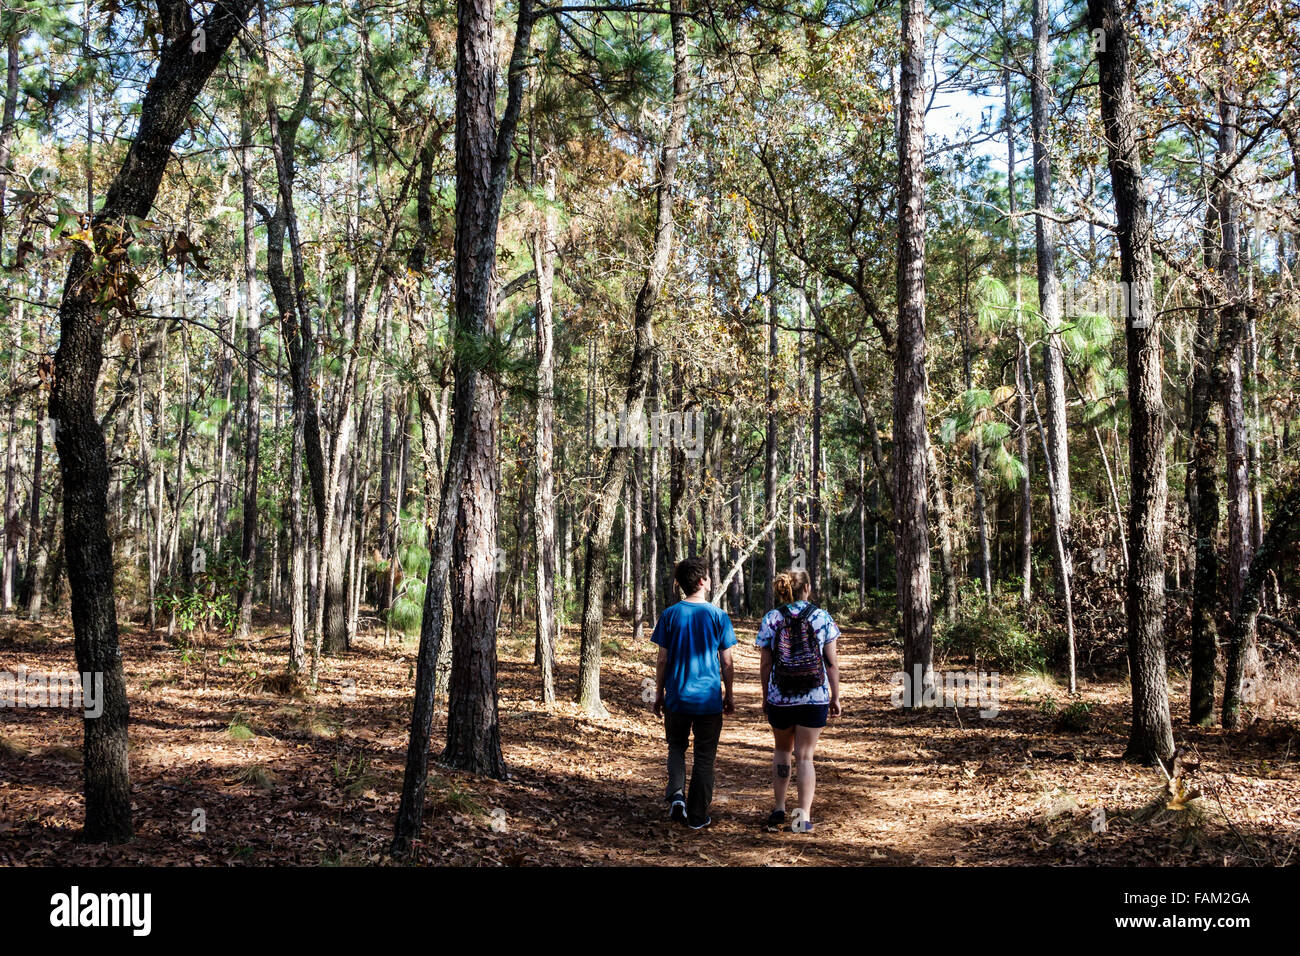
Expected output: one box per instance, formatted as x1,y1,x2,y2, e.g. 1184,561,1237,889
793,725,824,818
771,725,796,811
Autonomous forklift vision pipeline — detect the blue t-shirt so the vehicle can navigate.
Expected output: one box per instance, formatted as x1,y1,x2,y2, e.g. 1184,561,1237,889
650,600,737,715
755,601,839,706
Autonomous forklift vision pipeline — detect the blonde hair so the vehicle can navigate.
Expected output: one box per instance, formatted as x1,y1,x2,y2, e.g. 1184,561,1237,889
774,569,811,605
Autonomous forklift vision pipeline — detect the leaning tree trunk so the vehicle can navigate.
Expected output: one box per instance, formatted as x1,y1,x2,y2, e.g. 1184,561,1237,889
895,0,934,707
574,0,689,717
1088,0,1175,766
48,0,254,845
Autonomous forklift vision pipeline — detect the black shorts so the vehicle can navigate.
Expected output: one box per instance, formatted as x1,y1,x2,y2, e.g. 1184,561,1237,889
766,703,829,729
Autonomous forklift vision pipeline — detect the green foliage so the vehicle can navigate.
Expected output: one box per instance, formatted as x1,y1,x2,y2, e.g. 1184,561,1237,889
155,554,245,638
381,508,430,637
1055,700,1095,733
936,595,1048,672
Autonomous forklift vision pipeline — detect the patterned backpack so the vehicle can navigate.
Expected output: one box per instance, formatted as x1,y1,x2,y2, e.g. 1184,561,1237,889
772,603,825,696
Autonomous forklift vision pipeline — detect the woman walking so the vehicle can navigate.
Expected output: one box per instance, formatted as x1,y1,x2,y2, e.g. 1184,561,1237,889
755,569,841,833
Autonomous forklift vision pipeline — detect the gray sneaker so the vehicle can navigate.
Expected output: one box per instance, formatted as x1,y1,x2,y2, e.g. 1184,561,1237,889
668,792,687,824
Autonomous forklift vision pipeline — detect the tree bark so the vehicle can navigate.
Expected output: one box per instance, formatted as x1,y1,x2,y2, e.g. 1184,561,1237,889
1088,0,1175,765
48,0,254,845
393,0,535,853
443,370,505,776
895,0,934,706
531,161,558,706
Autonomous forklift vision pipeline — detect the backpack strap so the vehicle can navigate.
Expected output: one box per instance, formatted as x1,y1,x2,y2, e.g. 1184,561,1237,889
793,601,818,621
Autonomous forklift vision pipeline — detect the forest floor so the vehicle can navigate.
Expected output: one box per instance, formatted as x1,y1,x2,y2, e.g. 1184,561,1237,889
2,608,1299,866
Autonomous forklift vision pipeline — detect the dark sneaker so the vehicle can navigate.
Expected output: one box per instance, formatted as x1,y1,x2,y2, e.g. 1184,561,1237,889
668,792,687,824
687,816,712,830
764,809,787,830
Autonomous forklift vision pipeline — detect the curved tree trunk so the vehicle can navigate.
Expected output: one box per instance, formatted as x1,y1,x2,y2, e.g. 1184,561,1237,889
49,0,254,845
574,0,689,717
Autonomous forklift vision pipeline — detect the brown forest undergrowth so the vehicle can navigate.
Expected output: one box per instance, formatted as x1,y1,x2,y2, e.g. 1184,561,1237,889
2,612,1298,866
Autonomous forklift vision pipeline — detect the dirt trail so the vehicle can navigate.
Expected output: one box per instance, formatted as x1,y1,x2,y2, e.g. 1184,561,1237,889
493,622,974,865
2,614,1298,866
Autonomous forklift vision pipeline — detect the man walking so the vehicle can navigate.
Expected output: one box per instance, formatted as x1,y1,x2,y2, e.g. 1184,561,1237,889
650,556,736,829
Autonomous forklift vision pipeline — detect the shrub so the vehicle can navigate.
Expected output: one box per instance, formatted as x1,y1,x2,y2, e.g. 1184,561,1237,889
935,597,1048,672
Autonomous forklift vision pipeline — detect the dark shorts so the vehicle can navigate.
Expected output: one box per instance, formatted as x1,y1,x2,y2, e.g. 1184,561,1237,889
766,703,829,730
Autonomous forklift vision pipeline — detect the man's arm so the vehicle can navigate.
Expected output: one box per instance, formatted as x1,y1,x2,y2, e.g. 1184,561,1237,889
653,645,669,718
720,646,735,714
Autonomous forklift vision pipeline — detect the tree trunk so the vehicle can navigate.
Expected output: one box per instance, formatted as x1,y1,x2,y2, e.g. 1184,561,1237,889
810,344,822,592
1189,212,1221,726
393,0,535,853
20,411,43,611
48,0,254,845
574,0,688,716
1031,0,1072,596
1088,0,1175,765
1016,338,1033,602
962,304,993,600
26,475,58,622
1215,77,1253,636
895,0,934,706
235,52,261,641
764,229,779,609
443,371,505,776
531,161,558,705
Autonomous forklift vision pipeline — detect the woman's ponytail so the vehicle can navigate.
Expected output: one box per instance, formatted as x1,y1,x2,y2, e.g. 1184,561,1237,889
773,568,810,606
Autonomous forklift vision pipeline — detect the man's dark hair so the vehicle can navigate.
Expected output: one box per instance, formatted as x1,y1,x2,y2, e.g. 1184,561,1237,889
674,557,709,595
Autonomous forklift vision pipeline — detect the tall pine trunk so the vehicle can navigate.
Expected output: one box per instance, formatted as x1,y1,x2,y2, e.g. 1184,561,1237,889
895,0,934,706
1088,0,1175,765
531,162,558,705
235,53,261,641
393,0,535,853
1031,0,1072,594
